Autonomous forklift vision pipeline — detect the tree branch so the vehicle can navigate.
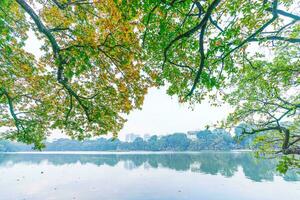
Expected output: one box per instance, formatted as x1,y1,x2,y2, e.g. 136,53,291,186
242,126,280,135
266,7,300,20
142,4,159,48
162,0,221,68
220,0,279,61
249,36,300,43
0,88,25,134
16,0,91,121
186,21,207,97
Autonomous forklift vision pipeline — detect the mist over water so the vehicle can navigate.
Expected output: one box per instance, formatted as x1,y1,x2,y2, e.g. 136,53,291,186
0,152,299,200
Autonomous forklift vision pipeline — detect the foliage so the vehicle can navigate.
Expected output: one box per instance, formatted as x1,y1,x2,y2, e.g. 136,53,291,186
0,0,150,149
140,0,299,171
223,44,300,170
276,155,300,174
141,0,299,101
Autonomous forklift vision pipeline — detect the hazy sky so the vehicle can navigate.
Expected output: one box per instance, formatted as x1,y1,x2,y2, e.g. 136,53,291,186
25,31,231,140
119,87,231,138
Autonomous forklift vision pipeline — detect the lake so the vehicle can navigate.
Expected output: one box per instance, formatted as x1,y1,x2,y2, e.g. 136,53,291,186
0,151,299,200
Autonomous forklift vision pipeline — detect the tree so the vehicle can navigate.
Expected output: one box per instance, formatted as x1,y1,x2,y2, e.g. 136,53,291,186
194,129,235,150
0,0,150,148
141,0,299,170
142,0,299,101
223,44,300,172
160,133,190,151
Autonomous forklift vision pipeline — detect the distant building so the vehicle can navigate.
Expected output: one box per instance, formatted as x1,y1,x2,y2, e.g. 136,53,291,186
125,133,140,142
187,131,198,141
143,134,151,141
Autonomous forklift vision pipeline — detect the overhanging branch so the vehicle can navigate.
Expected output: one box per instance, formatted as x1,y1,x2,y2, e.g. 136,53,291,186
16,0,91,121
162,0,221,69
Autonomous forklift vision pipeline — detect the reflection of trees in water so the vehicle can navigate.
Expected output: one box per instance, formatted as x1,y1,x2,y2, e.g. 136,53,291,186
0,152,298,182
192,153,239,177
239,154,276,182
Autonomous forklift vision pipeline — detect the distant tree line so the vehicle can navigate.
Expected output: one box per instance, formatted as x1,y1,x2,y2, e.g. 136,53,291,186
0,128,256,152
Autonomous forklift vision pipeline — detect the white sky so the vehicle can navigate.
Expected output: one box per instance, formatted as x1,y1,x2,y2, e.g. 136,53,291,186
119,87,230,139
24,30,231,141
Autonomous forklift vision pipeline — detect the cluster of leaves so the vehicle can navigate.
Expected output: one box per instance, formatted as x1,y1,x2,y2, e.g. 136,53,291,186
276,155,300,174
0,0,151,149
223,44,300,170
141,0,299,101
0,0,48,149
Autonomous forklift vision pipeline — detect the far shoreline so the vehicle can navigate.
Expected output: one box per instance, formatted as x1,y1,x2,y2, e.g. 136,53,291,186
0,150,253,155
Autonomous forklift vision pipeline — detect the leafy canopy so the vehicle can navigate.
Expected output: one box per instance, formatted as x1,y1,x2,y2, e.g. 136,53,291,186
140,0,299,170
141,0,298,101
0,0,150,149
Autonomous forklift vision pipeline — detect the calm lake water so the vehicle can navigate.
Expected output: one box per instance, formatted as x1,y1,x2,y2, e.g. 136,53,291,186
0,151,299,200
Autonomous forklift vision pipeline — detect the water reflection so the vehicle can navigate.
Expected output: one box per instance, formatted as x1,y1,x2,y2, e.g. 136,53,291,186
0,152,298,182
